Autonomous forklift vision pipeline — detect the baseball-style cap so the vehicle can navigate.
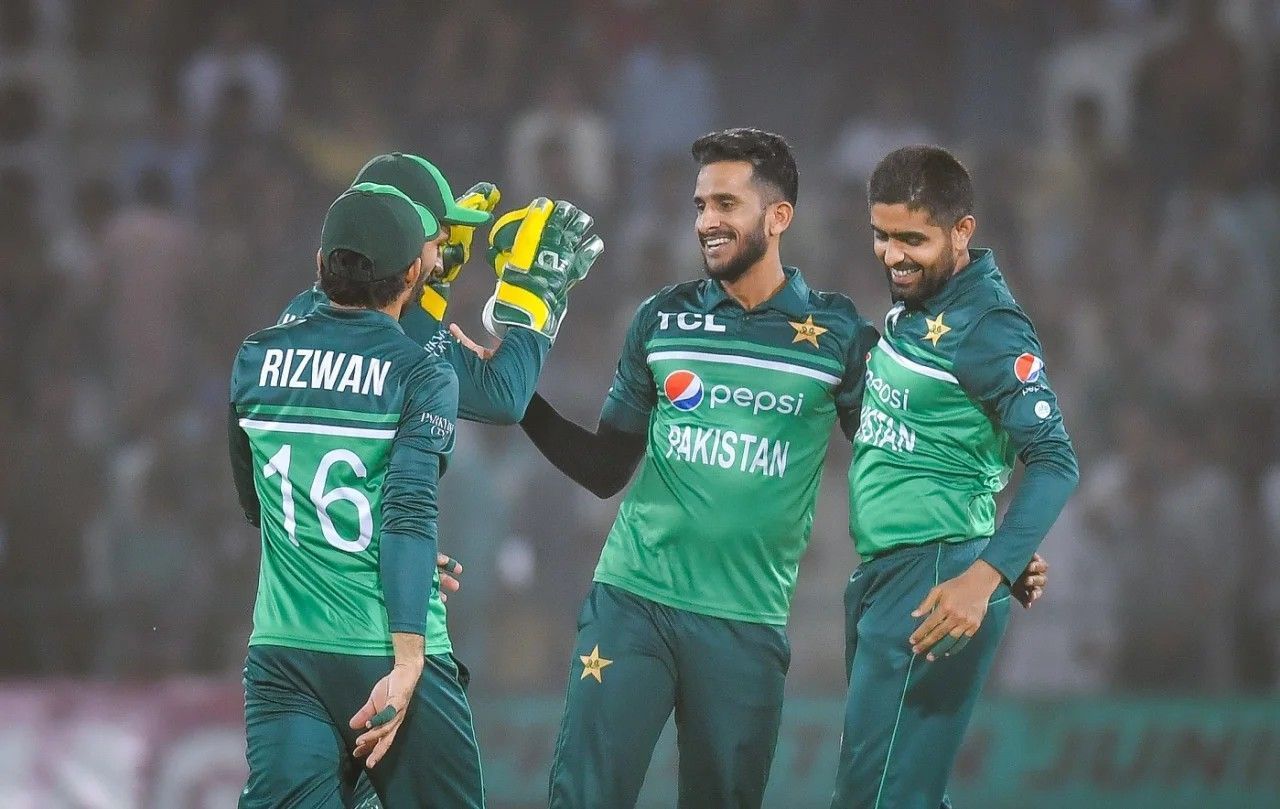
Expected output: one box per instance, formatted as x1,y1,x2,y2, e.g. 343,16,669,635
354,152,491,226
319,182,438,280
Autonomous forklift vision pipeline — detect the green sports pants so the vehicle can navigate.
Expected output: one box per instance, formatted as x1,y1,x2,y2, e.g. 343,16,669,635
240,644,483,809
830,538,1012,809
549,582,790,809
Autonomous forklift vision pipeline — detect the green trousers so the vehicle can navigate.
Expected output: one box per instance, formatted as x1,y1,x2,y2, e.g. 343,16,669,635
830,538,1012,809
240,645,483,809
549,582,790,809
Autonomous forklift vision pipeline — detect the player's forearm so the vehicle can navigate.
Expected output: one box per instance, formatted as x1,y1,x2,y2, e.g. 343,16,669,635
520,393,646,498
452,328,551,424
390,632,426,670
381,447,442,635
979,439,1079,584
226,402,261,527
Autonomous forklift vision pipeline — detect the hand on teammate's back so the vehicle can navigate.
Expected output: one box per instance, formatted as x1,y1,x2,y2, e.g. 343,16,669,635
437,553,464,602
1011,553,1047,609
448,323,497,361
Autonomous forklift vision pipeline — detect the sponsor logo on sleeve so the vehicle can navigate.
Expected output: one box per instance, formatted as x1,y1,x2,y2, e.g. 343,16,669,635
420,411,455,439
1014,353,1044,384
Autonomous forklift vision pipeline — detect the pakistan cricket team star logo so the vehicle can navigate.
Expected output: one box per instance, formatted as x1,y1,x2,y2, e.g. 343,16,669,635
579,645,613,682
789,315,827,348
924,313,951,347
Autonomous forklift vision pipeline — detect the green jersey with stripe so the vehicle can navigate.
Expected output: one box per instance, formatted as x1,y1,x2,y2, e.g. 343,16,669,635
280,283,550,425
229,305,459,656
849,249,1078,581
597,268,879,625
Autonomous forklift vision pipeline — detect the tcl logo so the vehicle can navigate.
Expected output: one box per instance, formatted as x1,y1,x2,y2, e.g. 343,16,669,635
657,311,726,332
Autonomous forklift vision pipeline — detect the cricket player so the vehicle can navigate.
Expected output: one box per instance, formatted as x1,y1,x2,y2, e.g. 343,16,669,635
279,154,599,708
830,145,1078,809
229,182,600,807
517,128,880,808
279,153,558,426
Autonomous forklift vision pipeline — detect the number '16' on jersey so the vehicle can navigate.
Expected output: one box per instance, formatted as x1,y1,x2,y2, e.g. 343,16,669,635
228,305,459,656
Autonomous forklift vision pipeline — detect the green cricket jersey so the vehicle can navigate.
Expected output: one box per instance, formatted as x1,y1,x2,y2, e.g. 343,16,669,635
228,304,459,656
849,248,1079,582
280,284,549,425
597,268,879,625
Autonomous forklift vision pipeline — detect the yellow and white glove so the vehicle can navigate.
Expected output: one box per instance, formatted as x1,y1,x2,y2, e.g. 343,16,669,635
481,198,603,341
419,182,502,320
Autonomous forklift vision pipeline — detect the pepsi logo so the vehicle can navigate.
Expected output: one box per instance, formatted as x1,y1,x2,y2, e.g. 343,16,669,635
663,370,704,411
1014,353,1044,384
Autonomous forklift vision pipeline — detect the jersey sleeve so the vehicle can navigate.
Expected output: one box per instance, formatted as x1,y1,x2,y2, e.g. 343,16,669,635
953,308,1080,584
599,296,657,434
399,304,552,425
447,327,551,424
834,318,880,441
227,350,261,527
379,360,459,636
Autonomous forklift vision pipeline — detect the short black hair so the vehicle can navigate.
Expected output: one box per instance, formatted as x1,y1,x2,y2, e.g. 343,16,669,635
691,128,799,205
319,249,409,308
868,145,974,226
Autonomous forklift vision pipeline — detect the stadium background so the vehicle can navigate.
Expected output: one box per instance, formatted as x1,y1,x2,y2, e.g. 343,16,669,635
1,0,1279,806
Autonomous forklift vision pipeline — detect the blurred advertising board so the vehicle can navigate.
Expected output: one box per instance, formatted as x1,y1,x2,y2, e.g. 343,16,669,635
0,682,1275,808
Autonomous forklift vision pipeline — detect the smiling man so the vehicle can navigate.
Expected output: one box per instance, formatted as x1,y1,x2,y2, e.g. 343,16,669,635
830,146,1078,809
517,128,879,808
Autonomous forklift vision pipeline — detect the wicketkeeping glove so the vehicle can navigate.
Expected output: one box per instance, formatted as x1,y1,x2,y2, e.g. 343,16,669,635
419,181,502,321
481,198,603,341
440,182,501,278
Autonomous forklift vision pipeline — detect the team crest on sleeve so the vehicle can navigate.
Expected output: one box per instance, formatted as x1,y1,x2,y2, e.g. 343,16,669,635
1014,353,1044,384
663,370,704,411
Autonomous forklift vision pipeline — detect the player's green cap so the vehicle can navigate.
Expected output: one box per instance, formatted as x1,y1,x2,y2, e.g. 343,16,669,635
319,182,438,280
354,152,492,227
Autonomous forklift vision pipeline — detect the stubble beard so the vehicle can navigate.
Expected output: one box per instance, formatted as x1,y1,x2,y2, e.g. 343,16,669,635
703,215,768,284
889,239,957,308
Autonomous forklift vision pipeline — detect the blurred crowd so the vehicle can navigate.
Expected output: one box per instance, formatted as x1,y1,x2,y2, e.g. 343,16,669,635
1,0,1278,696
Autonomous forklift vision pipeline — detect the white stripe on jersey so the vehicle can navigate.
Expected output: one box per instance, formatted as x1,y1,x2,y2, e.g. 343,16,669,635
239,419,396,440
876,338,960,384
647,350,841,386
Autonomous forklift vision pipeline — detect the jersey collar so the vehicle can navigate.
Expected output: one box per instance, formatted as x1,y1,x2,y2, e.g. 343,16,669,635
698,266,811,318
920,248,997,311
315,303,406,332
